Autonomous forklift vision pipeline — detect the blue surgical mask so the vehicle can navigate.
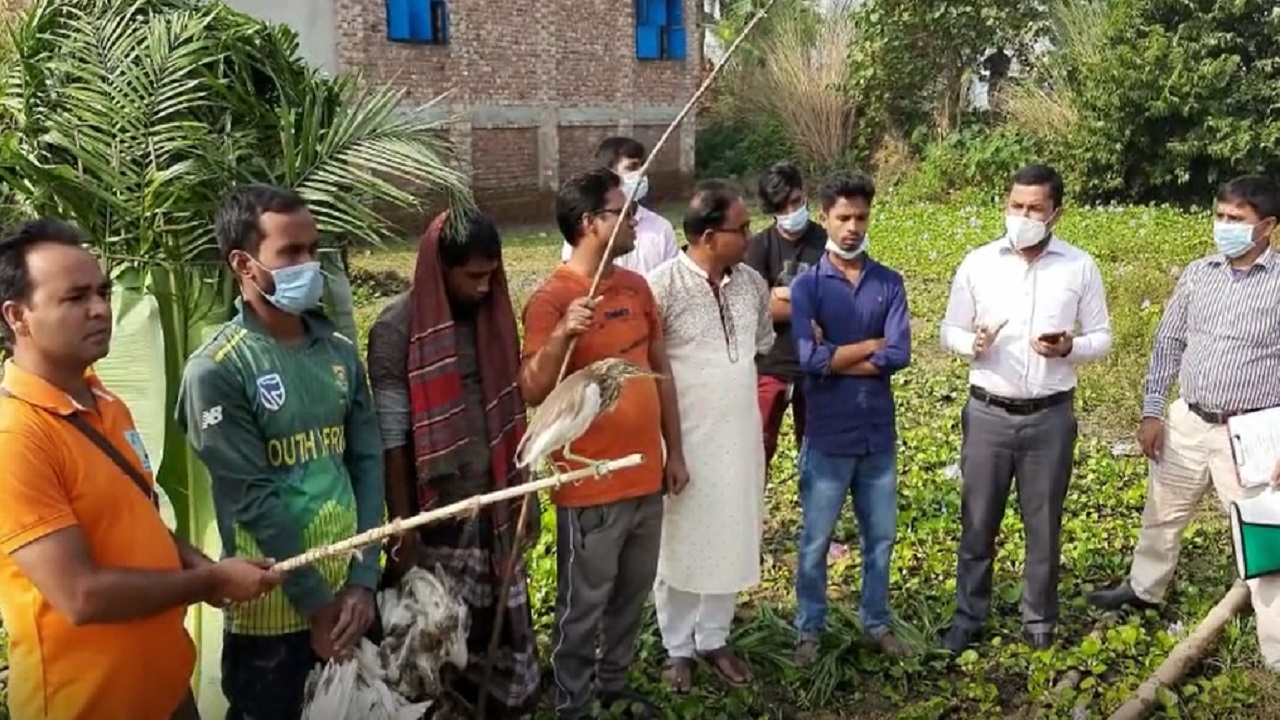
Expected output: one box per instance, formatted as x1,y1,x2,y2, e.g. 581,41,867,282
776,205,809,234
255,260,324,315
621,171,649,203
1213,221,1256,259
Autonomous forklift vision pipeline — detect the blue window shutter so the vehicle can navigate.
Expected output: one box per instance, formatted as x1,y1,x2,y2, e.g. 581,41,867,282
646,0,668,27
635,0,648,26
666,27,687,60
408,0,434,42
666,0,683,27
636,25,661,60
386,0,412,41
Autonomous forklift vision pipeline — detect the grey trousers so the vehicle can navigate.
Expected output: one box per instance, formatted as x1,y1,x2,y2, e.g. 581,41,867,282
953,396,1077,634
550,493,663,718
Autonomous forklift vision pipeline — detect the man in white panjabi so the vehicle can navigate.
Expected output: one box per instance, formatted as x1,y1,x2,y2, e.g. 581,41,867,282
645,181,772,694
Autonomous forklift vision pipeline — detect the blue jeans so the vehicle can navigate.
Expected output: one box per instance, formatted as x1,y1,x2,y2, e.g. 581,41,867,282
794,442,898,639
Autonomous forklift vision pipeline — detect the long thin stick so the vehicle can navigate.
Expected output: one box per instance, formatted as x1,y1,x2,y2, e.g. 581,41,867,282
475,491,534,720
555,0,782,383
269,454,643,573
1106,581,1251,720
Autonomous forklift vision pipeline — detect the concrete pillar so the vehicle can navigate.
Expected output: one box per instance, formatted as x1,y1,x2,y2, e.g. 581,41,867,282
537,106,559,191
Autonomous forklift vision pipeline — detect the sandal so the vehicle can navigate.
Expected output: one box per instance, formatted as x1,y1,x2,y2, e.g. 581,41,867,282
660,656,695,694
699,646,753,687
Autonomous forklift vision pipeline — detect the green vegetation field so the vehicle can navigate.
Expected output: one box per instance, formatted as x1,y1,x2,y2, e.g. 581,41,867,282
348,201,1277,720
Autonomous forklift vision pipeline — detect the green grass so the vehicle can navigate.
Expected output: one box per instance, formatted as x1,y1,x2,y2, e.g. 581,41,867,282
349,201,1280,719
0,202,1272,720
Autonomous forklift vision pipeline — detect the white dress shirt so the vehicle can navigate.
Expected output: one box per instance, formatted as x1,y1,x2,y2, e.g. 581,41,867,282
560,205,679,275
940,236,1112,399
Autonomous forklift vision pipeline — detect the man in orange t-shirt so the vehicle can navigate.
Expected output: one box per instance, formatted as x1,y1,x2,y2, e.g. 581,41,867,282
520,167,688,720
0,219,280,720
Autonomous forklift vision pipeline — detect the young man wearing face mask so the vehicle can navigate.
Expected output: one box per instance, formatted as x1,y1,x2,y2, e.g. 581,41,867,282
789,172,912,665
559,136,679,275
939,164,1112,655
646,182,773,693
744,162,828,476
176,185,386,720
1086,175,1280,670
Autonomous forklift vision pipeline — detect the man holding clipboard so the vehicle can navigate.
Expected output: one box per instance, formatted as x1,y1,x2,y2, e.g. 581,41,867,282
1087,175,1280,670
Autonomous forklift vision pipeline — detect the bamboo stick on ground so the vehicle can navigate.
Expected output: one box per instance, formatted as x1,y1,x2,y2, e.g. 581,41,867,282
1106,581,1252,720
269,454,644,574
1024,619,1112,720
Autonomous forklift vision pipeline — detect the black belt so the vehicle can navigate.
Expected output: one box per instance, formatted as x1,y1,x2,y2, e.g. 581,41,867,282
969,386,1073,416
1186,402,1265,425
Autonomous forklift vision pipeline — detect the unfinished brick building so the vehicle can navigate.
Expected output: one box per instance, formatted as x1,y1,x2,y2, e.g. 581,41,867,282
228,0,702,224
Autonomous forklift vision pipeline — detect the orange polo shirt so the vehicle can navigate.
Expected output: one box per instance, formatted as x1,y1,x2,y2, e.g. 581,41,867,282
0,361,195,720
521,265,665,507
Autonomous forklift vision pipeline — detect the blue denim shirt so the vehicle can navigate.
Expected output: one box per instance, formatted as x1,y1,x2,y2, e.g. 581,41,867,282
790,254,912,457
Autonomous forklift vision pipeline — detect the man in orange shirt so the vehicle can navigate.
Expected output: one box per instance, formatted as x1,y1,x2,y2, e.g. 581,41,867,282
0,219,280,720
520,167,688,720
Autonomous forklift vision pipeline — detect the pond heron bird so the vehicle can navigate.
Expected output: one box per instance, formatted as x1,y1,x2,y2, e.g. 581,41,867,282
515,358,664,477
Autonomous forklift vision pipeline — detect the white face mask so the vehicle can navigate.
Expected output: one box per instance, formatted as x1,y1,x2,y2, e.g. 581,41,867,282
621,171,649,203
776,205,809,234
1005,214,1051,249
826,235,868,261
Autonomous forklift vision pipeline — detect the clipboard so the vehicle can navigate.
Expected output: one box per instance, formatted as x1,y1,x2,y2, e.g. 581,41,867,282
1227,406,1280,488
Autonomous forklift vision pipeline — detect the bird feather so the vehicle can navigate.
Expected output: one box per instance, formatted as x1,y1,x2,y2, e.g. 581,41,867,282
516,375,602,469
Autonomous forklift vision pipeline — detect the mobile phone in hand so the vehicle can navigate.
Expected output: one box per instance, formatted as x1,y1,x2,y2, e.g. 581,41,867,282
1038,331,1066,343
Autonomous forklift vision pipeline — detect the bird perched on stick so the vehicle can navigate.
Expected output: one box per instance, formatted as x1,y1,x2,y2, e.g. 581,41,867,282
515,358,664,477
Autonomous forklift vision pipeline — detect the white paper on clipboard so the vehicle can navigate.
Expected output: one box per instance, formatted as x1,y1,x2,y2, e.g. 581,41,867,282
1227,406,1280,488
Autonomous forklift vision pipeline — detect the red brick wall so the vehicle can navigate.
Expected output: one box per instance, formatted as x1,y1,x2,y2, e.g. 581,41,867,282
333,0,700,223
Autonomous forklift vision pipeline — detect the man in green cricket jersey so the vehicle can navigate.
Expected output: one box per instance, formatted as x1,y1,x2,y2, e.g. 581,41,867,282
176,184,386,720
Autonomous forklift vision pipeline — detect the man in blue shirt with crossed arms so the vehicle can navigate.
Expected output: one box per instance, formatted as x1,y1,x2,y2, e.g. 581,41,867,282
788,171,912,666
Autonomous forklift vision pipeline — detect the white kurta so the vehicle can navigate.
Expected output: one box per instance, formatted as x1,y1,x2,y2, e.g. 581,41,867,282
647,253,774,594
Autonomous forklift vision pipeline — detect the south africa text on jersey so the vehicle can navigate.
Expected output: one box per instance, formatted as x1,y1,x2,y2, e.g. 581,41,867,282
266,425,346,467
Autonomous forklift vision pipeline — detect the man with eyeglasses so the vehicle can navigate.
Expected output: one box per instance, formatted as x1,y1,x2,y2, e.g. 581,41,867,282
789,171,913,665
519,166,686,720
645,181,773,693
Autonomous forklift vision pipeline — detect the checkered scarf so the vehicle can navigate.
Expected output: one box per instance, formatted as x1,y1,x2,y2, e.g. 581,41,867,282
406,211,529,545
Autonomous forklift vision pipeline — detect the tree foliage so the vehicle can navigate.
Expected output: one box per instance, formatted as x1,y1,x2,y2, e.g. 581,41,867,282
845,0,1047,144
1035,0,1280,203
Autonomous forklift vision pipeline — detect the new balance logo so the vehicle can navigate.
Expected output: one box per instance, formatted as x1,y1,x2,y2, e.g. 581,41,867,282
201,406,223,429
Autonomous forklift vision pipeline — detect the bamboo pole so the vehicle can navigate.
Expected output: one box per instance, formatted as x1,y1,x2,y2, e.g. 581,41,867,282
269,454,643,573
1021,620,1111,720
1106,581,1251,720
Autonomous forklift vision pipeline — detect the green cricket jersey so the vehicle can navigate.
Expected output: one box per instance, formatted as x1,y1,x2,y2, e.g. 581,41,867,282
176,300,385,635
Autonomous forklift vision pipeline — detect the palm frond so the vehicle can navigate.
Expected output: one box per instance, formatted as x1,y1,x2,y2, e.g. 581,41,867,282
1,0,474,258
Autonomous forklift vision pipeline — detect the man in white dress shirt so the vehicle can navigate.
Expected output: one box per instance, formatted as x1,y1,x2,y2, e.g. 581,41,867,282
560,137,679,274
646,181,772,694
939,164,1113,654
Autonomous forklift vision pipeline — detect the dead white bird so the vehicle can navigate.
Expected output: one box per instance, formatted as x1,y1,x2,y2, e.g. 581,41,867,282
377,565,470,701
301,565,469,719
301,639,428,720
515,358,664,474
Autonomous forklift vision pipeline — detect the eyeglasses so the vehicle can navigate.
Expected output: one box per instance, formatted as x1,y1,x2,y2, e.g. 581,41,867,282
595,202,639,219
710,222,752,238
